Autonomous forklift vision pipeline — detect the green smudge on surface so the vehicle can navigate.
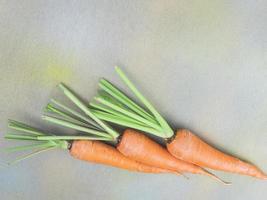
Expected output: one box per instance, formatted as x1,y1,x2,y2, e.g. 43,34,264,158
2,44,76,89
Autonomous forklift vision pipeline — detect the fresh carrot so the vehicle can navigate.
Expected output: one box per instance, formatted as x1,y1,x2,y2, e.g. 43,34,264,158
89,66,267,180
43,82,228,184
5,120,173,174
167,129,267,179
117,129,228,184
70,140,174,174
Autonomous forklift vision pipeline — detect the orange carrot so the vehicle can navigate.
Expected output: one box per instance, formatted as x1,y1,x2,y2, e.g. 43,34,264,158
117,129,229,184
70,140,175,174
5,120,175,174
167,129,267,179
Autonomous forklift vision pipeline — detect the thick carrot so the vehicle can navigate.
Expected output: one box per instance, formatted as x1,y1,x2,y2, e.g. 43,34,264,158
167,129,267,179
70,140,175,174
117,129,229,184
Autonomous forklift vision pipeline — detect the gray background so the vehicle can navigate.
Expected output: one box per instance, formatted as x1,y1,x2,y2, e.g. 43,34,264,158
0,1,267,199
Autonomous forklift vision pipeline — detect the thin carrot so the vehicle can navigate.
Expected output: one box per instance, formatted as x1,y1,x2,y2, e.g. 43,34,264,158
167,129,267,179
43,82,228,183
70,140,174,174
90,66,267,180
5,120,173,174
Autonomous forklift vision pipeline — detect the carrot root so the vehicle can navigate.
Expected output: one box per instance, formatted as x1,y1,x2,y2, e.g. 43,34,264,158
117,129,228,184
70,140,176,174
167,129,267,180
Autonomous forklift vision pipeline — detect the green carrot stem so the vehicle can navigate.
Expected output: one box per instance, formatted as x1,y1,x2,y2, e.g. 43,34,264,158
91,109,165,138
5,134,38,140
4,142,53,153
90,102,149,127
99,79,156,122
42,115,113,139
37,135,113,141
50,99,102,130
8,120,46,136
95,96,163,132
8,146,57,165
58,83,119,139
46,103,99,130
115,66,173,138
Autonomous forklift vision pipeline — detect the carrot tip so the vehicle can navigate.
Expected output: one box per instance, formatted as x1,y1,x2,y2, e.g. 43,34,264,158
174,172,189,179
261,174,267,180
181,173,190,180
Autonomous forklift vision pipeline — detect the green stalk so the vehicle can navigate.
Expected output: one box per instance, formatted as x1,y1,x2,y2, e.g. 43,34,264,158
115,66,173,138
42,115,113,139
99,79,156,122
50,99,102,130
90,102,149,127
5,134,38,141
94,96,163,132
45,102,100,130
8,146,57,165
4,142,54,153
91,109,165,138
58,83,119,139
37,135,112,141
8,120,46,136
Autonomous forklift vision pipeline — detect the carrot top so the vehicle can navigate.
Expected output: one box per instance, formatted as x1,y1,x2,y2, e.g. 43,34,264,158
4,120,106,165
90,66,174,139
4,83,123,164
42,83,120,142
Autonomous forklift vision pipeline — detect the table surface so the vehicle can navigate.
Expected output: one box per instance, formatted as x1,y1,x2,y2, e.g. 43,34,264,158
1,1,267,199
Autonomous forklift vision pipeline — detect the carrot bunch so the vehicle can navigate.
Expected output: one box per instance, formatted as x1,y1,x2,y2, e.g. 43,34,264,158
43,83,226,183
4,66,266,185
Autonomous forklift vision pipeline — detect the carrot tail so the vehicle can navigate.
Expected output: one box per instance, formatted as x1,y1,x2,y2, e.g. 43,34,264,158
167,129,267,179
70,140,175,174
118,129,227,184
201,169,231,185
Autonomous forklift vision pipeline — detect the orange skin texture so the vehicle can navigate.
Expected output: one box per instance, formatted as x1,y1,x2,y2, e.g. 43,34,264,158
70,140,173,174
167,129,267,179
117,129,213,176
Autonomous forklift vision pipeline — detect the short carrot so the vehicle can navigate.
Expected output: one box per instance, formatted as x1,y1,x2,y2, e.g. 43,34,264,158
90,66,267,180
5,120,173,174
43,82,228,184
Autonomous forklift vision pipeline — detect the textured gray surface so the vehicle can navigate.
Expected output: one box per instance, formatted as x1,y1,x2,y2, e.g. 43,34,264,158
0,1,267,199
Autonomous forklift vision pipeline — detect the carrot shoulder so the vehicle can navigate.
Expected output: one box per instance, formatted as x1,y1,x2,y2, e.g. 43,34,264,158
167,129,267,179
70,140,174,174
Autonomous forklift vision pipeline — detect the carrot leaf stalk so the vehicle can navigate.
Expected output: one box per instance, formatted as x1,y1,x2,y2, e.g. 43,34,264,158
89,66,174,139
41,83,121,143
4,120,111,165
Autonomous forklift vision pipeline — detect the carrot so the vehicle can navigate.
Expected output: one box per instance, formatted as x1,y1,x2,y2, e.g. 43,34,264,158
167,129,267,179
43,82,228,183
5,120,173,174
117,129,229,184
89,66,267,180
70,140,174,174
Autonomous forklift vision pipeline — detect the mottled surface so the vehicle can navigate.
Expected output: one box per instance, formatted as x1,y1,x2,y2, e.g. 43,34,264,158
0,1,267,199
